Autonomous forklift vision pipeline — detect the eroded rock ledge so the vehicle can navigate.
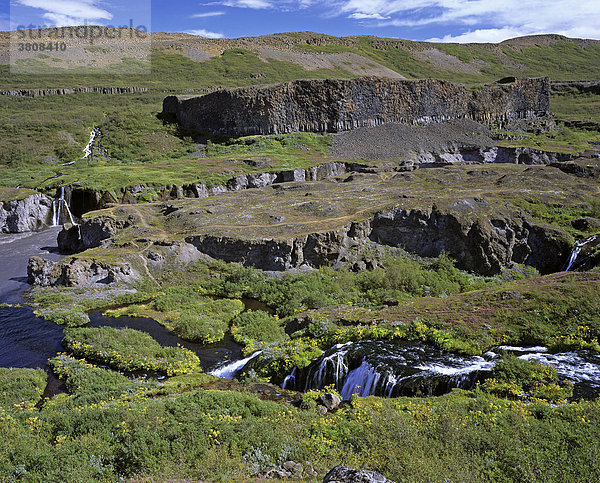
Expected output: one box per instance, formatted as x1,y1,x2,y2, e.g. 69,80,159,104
54,164,585,280
0,192,53,233
163,77,549,136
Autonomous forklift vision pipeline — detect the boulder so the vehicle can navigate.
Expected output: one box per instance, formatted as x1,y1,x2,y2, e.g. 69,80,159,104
323,465,395,483
320,393,341,411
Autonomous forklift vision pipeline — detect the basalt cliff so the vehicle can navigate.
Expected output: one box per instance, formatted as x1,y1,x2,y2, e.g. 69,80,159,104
163,77,550,136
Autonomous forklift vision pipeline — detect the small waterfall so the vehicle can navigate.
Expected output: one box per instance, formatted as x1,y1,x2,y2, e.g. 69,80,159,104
565,235,598,271
208,351,262,379
50,186,76,226
286,342,600,400
282,367,297,389
304,342,352,392
83,127,100,160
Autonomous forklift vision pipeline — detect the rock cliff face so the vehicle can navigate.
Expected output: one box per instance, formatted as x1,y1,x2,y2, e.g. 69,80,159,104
186,208,569,276
163,77,550,136
0,193,53,233
0,86,147,98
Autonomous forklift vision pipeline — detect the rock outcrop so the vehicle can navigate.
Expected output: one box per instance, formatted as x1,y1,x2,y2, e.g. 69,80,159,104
58,216,131,252
323,465,395,483
186,208,570,276
0,86,147,98
163,77,549,136
0,193,53,233
53,164,585,277
28,256,140,287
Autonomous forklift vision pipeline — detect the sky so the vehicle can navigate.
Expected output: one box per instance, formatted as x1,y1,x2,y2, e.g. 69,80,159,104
3,0,600,43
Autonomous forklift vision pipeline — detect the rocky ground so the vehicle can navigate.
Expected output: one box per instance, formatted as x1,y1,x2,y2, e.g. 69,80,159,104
331,119,495,160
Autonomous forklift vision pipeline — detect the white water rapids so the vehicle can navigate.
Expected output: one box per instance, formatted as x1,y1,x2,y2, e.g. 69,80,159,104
281,341,600,400
83,127,100,160
208,351,262,379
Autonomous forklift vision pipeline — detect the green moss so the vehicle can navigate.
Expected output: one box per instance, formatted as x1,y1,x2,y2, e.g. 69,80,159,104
0,186,39,202
34,306,90,327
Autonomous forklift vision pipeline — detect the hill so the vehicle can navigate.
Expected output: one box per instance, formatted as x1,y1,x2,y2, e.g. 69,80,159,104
1,31,599,90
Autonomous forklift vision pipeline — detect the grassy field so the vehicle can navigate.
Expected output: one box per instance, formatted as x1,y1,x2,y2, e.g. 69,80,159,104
0,35,599,196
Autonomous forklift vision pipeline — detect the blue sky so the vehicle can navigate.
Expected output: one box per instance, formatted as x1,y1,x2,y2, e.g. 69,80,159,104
3,1,599,43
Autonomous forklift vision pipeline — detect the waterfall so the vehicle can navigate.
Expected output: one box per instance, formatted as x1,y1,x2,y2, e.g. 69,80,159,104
208,351,262,379
296,341,497,400
282,367,297,389
50,187,76,226
304,342,352,392
565,235,598,271
83,127,100,160
285,341,600,400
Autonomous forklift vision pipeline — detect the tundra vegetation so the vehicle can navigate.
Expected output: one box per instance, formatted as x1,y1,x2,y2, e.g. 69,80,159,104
1,32,600,481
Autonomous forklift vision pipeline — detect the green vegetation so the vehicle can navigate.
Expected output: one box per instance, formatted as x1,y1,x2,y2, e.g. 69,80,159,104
49,354,152,401
480,356,573,403
0,186,39,202
0,368,46,407
35,306,90,327
1,381,600,480
106,287,245,344
301,385,341,410
203,254,490,318
62,327,201,375
551,90,600,122
231,310,287,349
497,123,600,154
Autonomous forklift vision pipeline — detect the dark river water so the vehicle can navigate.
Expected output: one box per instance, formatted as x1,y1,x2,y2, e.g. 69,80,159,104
0,228,247,382
0,228,65,369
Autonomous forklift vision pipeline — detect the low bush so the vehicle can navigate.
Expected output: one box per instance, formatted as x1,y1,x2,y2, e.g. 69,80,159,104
49,354,154,401
480,355,573,402
231,311,287,348
172,299,245,343
244,339,323,383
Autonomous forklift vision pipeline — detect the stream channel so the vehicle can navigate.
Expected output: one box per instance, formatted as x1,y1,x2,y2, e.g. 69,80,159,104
1,228,599,401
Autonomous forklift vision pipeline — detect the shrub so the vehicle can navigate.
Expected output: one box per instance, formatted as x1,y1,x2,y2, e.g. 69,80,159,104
49,354,140,397
231,311,287,347
173,299,245,343
480,355,573,402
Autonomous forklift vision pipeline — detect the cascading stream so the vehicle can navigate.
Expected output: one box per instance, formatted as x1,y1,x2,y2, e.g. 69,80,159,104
83,127,101,160
281,341,600,400
565,235,598,271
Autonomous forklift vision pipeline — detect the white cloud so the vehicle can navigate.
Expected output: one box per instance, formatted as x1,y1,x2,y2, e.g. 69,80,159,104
348,12,389,20
191,11,226,18
339,0,600,41
16,0,113,26
427,27,525,44
185,28,225,38
219,0,272,8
